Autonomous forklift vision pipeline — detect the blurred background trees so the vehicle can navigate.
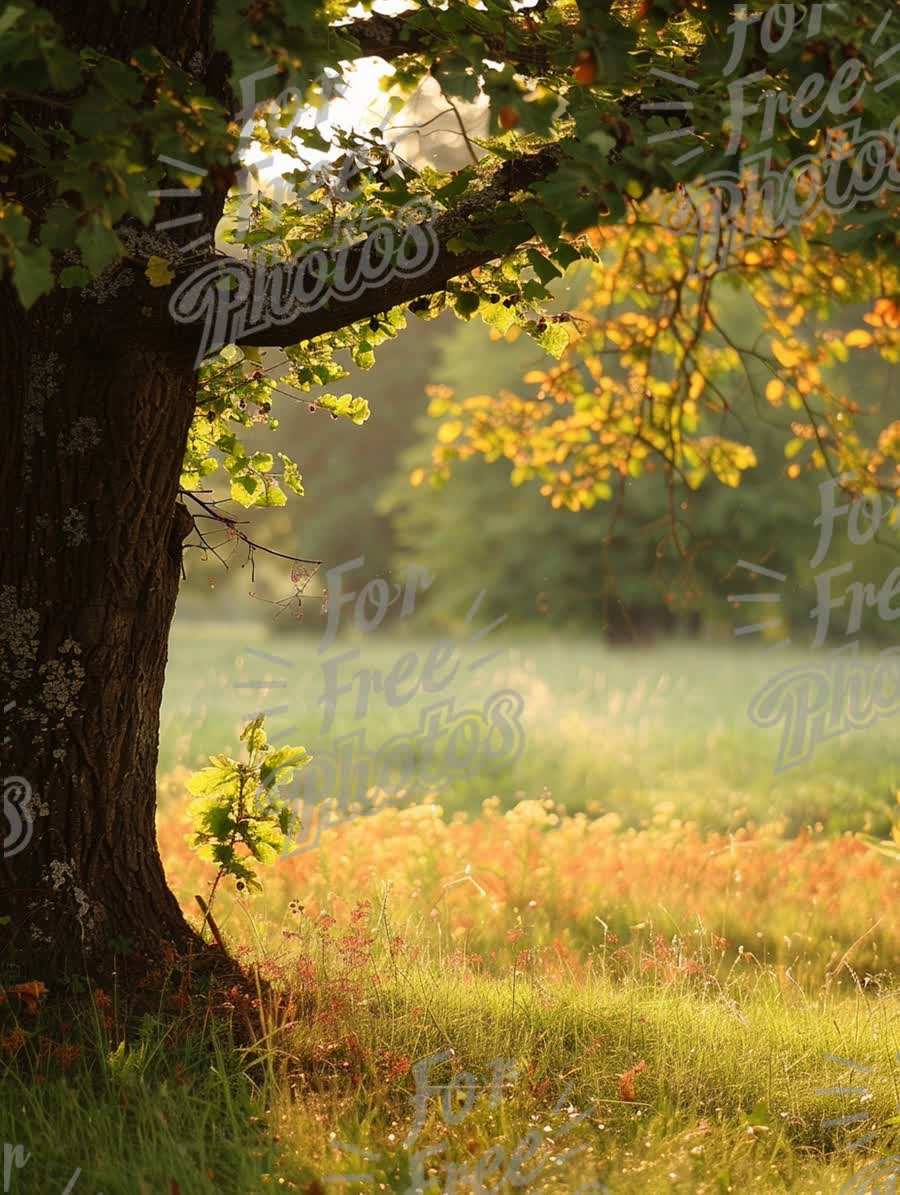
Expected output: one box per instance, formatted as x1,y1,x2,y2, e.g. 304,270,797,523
179,285,899,646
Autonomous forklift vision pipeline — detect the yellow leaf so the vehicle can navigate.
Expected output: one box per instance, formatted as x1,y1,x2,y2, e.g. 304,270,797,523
772,340,801,368
409,468,425,487
146,256,174,287
765,379,785,404
844,329,873,349
437,420,463,444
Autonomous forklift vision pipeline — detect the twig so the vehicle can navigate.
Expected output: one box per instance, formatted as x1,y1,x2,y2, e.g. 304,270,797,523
195,893,226,953
179,490,322,569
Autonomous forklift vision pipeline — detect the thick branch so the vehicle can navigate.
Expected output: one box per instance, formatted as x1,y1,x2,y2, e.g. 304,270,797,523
335,13,435,61
235,143,563,349
335,11,553,70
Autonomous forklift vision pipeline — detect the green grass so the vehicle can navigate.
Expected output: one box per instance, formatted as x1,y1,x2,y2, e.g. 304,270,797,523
4,936,900,1193
162,622,900,835
0,1015,280,1194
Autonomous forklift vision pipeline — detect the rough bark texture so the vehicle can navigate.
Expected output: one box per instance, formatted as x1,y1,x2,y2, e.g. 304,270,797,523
0,1,227,984
0,285,202,977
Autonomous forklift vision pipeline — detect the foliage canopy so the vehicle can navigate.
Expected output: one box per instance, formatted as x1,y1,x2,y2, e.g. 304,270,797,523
2,0,898,520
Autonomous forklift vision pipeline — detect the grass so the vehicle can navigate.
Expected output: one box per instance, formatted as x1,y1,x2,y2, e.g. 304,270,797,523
161,621,900,835
4,629,900,1192
5,921,900,1192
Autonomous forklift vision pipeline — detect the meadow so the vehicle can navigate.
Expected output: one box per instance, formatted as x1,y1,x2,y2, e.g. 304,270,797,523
160,620,900,836
4,626,900,1193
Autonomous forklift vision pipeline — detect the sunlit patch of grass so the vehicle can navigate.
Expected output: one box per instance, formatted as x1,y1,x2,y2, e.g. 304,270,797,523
6,861,900,1192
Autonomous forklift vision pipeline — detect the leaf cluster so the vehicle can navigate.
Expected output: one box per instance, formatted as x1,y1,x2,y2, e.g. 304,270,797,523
187,716,309,890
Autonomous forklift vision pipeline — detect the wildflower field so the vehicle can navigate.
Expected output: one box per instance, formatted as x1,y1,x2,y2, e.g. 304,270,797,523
5,627,900,1193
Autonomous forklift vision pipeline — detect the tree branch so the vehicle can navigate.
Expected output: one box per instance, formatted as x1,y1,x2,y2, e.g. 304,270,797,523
335,13,435,62
334,10,554,70
232,143,563,349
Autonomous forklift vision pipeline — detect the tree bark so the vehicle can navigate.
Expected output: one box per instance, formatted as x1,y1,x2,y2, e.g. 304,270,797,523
0,286,202,979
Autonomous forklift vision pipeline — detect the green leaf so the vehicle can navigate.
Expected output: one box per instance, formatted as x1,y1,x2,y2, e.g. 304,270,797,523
241,717,267,753
433,57,481,102
0,7,25,37
524,201,562,246
76,219,122,274
250,452,274,473
527,248,562,285
72,88,124,136
188,765,237,797
200,806,236,841
12,244,53,308
453,290,480,318
554,243,581,271
278,453,305,496
317,394,371,424
59,265,90,288
230,476,259,507
588,130,615,157
433,169,475,204
260,746,310,789
533,321,570,360
42,42,81,91
256,480,287,507
41,205,79,251
95,58,141,102
481,301,517,335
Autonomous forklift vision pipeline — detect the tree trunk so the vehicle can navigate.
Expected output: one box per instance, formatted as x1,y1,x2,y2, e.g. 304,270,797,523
0,287,203,981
